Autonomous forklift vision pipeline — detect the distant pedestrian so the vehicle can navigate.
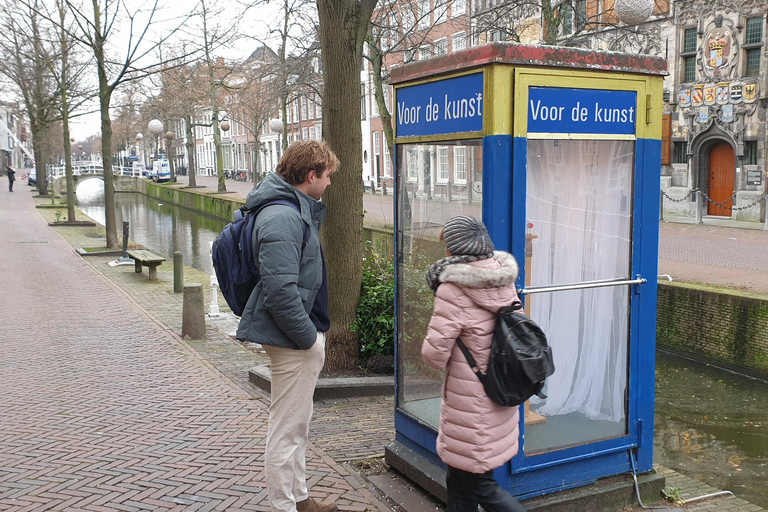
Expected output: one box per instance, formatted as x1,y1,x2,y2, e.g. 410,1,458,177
236,140,339,512
6,165,15,192
422,215,527,512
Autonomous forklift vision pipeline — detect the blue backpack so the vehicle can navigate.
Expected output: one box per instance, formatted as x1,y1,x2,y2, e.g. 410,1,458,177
212,200,308,317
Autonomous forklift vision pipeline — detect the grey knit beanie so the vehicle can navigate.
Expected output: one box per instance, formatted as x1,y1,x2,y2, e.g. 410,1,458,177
442,215,494,256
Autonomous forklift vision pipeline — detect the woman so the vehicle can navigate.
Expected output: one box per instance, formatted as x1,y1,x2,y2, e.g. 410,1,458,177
422,215,526,512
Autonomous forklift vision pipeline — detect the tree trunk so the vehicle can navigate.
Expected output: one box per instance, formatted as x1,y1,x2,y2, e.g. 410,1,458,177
100,86,118,248
184,115,197,187
317,0,375,370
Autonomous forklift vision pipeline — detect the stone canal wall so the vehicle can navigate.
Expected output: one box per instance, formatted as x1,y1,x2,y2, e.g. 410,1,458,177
657,282,768,378
135,180,768,379
141,180,246,220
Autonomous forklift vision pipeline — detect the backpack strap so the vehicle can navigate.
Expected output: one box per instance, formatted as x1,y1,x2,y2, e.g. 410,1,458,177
456,338,489,383
250,200,309,247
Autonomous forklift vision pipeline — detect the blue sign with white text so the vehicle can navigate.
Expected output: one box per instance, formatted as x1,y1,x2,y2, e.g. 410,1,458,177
396,73,483,137
527,87,637,135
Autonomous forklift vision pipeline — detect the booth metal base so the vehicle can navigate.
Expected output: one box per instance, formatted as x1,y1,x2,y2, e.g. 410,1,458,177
385,440,666,511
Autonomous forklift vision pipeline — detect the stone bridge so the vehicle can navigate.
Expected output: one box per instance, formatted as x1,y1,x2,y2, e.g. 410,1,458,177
52,175,142,201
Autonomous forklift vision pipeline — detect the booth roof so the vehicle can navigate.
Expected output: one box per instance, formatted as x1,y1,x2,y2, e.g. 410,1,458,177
389,42,668,85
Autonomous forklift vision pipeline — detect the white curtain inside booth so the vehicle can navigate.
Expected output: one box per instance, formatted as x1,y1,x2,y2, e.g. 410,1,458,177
526,139,634,422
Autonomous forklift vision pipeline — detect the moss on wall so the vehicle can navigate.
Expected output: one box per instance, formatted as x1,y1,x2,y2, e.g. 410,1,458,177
657,282,768,377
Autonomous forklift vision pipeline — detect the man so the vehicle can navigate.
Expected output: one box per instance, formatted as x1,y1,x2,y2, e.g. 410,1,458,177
6,165,15,192
237,140,339,512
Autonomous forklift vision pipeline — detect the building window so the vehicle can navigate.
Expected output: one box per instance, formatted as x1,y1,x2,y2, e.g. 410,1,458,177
744,141,758,165
301,96,307,121
452,0,465,16
383,142,392,177
575,0,586,30
315,96,322,118
562,2,573,35
681,27,697,83
373,131,380,156
452,32,466,51
435,0,448,24
405,49,415,62
453,146,467,182
746,49,761,76
682,27,697,52
309,126,316,140
418,0,430,28
437,146,449,182
408,149,418,180
745,17,763,44
315,123,322,139
361,83,367,120
672,141,687,164
434,38,448,56
308,97,315,119
419,45,431,60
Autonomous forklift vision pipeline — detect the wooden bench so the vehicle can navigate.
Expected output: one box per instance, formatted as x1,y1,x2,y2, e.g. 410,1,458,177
127,249,166,281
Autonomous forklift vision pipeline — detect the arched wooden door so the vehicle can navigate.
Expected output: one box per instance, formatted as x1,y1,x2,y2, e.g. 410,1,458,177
707,142,735,216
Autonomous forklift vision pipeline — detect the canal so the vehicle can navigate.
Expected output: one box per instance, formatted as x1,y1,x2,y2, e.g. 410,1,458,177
76,182,768,508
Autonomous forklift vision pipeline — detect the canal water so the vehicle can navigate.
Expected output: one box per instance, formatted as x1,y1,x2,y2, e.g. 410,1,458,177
77,181,227,275
76,181,768,508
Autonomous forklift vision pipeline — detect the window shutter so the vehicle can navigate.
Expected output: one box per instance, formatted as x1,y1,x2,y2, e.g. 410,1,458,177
661,113,671,165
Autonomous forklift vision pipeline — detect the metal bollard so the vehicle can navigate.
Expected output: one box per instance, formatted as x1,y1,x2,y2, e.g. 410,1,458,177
173,251,183,293
181,283,207,339
764,194,768,231
659,190,663,221
695,189,703,224
208,241,220,317
115,222,133,264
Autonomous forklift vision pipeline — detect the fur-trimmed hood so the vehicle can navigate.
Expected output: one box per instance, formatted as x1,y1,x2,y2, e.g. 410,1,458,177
438,251,521,313
439,251,519,288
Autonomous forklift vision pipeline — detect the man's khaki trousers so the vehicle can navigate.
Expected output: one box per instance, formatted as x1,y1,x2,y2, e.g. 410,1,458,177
263,332,326,512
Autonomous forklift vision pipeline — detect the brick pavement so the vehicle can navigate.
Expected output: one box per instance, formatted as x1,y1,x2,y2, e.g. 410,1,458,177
3,181,767,512
0,188,391,511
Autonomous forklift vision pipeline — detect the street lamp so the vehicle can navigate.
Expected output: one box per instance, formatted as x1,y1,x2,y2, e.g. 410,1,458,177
148,119,164,162
269,118,284,161
164,131,176,181
220,120,230,132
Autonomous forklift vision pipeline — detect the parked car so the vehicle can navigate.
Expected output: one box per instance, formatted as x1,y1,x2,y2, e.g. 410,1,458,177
27,169,36,185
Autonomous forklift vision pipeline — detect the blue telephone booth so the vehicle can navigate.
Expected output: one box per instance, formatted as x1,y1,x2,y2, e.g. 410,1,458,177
387,43,667,503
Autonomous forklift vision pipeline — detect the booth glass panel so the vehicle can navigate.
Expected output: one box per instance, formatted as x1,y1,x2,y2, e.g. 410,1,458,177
396,140,483,429
524,139,634,453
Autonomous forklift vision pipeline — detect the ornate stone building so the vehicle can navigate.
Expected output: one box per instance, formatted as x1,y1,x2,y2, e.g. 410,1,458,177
548,0,766,221
663,3,766,221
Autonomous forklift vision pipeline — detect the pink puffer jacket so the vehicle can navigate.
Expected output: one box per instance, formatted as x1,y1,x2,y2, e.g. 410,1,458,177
422,251,521,473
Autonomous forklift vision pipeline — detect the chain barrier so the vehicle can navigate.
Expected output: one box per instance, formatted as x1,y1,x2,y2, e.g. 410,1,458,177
660,190,693,203
661,188,766,212
699,190,767,212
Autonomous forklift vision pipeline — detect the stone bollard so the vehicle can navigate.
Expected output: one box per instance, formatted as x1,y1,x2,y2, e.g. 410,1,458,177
181,284,207,339
173,251,183,293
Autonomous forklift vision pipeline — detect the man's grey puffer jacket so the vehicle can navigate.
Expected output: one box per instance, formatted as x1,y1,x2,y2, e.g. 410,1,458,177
235,173,326,350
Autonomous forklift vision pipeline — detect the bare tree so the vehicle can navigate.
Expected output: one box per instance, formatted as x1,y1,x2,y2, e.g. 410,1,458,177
0,0,60,196
317,0,378,370
233,50,281,184
64,0,194,248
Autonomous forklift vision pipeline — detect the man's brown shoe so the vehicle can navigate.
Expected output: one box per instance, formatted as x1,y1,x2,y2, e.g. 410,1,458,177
296,497,338,512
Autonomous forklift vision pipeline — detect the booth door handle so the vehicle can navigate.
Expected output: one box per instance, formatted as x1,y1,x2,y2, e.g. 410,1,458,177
518,275,647,295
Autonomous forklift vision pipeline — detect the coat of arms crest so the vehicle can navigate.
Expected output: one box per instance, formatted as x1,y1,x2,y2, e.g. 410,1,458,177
730,84,742,104
692,85,704,106
704,85,717,105
679,88,692,107
697,106,709,123
716,83,729,104
720,104,733,123
706,29,731,68
744,83,758,103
